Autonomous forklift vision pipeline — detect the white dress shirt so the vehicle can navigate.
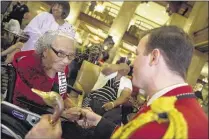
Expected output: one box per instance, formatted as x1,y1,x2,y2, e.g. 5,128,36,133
147,83,188,106
92,72,132,98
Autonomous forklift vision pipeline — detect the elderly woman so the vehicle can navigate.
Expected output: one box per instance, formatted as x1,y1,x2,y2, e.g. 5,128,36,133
21,1,75,51
82,63,132,124
12,30,76,110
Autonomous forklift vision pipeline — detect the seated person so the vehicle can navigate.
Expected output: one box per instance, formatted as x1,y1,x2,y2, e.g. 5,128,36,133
97,51,109,66
116,53,132,66
82,63,132,124
12,30,76,109
1,32,29,64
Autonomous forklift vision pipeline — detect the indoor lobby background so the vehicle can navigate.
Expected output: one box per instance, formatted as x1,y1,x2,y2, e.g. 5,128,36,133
1,1,208,113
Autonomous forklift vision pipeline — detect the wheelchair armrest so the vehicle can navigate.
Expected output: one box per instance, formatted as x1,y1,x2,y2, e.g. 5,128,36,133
16,97,69,121
1,63,16,102
67,84,83,95
1,101,41,127
16,97,53,115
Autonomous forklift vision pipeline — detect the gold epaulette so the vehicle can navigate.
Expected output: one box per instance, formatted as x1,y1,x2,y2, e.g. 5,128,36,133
111,96,188,139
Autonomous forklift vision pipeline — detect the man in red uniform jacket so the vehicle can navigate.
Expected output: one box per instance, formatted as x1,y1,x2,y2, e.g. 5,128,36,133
26,26,208,139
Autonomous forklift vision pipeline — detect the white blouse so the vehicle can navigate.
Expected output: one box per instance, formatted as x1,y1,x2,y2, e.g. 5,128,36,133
92,72,133,98
21,12,75,51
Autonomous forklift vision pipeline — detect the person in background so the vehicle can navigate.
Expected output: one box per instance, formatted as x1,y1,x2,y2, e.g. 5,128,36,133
3,1,30,26
21,1,75,51
116,52,132,66
82,63,132,124
68,35,115,86
1,32,29,64
80,35,115,64
97,51,109,66
88,1,97,16
1,19,24,62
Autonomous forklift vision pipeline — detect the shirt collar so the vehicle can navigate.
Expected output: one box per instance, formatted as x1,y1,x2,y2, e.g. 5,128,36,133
100,71,118,80
147,83,188,106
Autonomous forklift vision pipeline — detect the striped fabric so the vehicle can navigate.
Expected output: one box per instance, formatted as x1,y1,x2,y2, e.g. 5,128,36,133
82,77,120,107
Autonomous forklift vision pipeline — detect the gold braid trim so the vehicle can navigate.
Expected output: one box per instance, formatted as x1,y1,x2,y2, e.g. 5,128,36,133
111,96,188,139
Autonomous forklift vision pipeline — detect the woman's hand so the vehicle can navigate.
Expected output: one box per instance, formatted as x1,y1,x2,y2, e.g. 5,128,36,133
62,107,82,122
77,108,102,128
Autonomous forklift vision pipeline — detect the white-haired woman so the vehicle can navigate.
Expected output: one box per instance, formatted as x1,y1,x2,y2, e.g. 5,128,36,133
12,30,76,110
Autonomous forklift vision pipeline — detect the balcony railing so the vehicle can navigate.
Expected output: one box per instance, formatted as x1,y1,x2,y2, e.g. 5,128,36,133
127,13,161,39
81,2,119,26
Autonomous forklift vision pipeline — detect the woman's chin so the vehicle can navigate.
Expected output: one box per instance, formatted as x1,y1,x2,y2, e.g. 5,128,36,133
57,67,65,72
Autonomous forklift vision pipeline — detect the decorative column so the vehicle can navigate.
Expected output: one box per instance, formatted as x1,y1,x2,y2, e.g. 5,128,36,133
184,2,208,86
107,2,140,63
67,2,85,25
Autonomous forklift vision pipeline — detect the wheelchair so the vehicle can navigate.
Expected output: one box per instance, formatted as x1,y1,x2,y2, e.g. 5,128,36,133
1,63,42,139
1,63,83,139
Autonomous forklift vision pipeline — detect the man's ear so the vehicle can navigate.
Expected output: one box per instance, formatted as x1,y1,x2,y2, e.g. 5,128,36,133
149,49,160,66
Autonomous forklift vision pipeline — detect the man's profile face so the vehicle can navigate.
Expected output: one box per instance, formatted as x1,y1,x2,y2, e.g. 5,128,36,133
44,36,75,72
132,35,150,89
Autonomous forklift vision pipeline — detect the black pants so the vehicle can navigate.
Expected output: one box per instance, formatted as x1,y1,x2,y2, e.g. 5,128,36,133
121,105,133,124
62,121,95,139
90,98,122,125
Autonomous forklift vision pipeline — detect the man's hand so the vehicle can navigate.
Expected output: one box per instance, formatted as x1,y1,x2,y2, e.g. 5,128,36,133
77,108,102,128
62,107,82,122
102,102,114,111
25,114,62,139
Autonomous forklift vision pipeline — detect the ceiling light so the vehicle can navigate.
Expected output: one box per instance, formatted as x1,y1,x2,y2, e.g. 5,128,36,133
95,5,105,12
104,45,108,50
40,7,46,11
36,10,43,14
94,36,100,41
142,11,147,15
129,19,135,26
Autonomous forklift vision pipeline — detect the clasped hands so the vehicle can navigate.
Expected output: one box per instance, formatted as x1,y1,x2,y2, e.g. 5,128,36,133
62,100,114,126
25,107,102,139
63,107,102,128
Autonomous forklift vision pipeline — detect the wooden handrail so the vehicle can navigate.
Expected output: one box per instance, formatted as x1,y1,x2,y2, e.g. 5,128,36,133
193,26,208,35
134,13,162,27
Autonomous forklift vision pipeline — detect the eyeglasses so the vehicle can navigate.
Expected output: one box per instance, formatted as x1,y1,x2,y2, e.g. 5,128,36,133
50,46,75,60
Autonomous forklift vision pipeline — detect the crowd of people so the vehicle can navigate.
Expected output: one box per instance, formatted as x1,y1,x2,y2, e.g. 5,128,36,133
1,1,208,139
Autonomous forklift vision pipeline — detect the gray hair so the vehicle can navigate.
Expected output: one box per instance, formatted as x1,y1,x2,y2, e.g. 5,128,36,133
35,30,75,55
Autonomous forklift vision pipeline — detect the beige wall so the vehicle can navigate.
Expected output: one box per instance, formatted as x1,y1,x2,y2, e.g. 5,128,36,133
166,13,187,28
